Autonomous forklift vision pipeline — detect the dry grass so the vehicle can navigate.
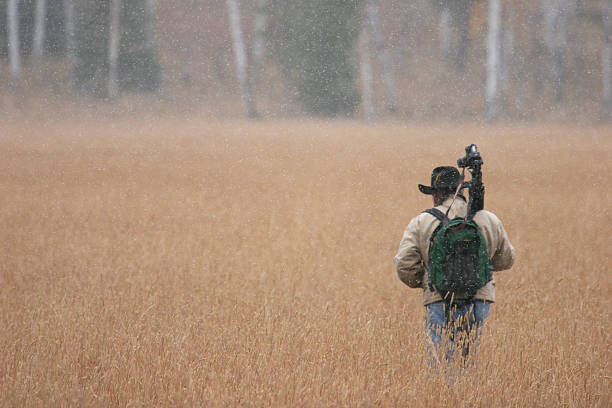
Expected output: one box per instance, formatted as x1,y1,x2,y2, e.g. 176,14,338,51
0,117,611,407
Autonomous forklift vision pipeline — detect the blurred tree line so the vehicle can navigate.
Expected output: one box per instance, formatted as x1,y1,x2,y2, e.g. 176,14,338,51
0,0,160,97
1,0,611,120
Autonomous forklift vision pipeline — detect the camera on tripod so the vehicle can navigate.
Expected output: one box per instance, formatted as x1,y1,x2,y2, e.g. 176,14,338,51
457,144,483,169
456,144,484,216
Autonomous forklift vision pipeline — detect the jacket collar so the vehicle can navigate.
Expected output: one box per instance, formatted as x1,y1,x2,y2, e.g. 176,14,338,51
442,194,466,206
438,195,468,218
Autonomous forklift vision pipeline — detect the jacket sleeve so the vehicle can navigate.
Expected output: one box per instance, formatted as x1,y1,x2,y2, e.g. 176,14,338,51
394,215,425,288
491,217,515,271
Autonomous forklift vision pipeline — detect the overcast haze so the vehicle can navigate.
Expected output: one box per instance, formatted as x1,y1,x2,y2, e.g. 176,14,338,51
1,0,611,121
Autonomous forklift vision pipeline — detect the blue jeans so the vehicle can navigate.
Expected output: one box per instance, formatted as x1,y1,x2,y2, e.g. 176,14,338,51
425,300,490,369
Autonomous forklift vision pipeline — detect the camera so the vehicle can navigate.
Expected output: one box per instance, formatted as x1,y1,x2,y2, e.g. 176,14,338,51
457,144,483,169
456,144,485,215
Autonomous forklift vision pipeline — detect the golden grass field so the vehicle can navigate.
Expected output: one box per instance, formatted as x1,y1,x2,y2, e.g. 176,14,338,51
0,117,611,407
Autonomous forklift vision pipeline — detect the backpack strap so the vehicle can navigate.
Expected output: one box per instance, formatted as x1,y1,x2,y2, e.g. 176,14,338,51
423,208,448,294
423,208,447,223
423,208,448,247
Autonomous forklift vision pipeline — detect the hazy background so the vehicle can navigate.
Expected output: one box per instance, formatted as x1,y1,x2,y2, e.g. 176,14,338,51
1,0,611,122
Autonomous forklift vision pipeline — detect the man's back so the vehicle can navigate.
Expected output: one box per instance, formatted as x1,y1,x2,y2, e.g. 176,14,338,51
394,196,514,305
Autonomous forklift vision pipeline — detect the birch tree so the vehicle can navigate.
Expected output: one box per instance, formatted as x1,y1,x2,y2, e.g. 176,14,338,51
108,0,121,99
7,0,21,86
436,0,472,71
63,0,76,65
365,0,397,113
439,6,453,62
603,2,612,118
227,0,257,118
486,0,501,121
251,0,267,92
359,29,375,121
453,0,471,71
32,0,47,67
143,0,162,93
541,0,576,104
500,9,514,98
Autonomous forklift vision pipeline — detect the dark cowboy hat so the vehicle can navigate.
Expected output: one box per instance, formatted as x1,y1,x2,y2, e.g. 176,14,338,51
418,166,461,195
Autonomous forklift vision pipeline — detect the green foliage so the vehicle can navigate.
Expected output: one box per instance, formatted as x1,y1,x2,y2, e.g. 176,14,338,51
75,0,109,97
45,0,68,56
267,0,362,117
18,0,35,57
119,0,161,92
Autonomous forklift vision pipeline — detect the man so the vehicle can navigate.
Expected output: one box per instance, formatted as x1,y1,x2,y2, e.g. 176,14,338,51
394,166,515,368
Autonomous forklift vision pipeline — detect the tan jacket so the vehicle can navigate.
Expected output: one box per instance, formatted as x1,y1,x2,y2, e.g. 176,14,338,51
394,196,515,305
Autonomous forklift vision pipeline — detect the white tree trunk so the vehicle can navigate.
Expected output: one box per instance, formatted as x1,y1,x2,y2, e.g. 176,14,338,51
365,0,397,113
227,0,257,118
32,0,47,66
7,0,21,86
541,0,576,104
439,6,453,62
500,20,514,96
486,0,501,121
108,0,121,99
359,29,375,122
251,0,267,92
63,0,76,65
454,1,471,71
603,2,612,118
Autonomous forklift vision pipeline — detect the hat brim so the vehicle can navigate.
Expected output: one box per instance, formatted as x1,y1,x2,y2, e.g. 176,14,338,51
418,184,434,195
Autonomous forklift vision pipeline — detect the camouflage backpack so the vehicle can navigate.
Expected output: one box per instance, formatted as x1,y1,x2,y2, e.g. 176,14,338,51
424,208,492,300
